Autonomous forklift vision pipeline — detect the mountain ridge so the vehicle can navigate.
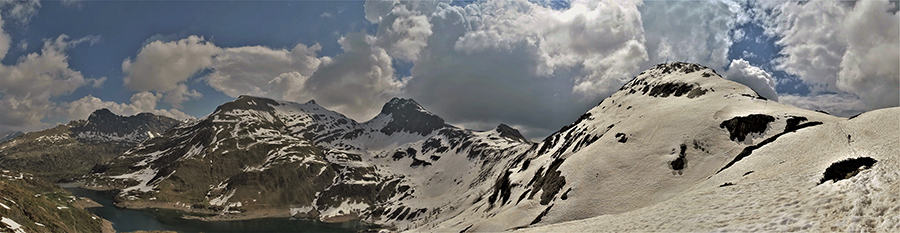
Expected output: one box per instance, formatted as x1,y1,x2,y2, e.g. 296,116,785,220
67,62,898,232
0,109,180,182
87,92,532,225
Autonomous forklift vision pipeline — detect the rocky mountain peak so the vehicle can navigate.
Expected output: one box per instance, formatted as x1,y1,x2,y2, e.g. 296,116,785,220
612,62,762,100
496,124,528,142
380,98,427,115
215,95,279,113
87,108,117,122
73,109,180,141
376,97,447,136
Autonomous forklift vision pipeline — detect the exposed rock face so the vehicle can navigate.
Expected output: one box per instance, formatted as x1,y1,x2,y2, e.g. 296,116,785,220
89,95,532,227
73,109,182,143
377,98,447,136
0,109,179,182
496,124,528,142
819,157,877,184
719,114,776,142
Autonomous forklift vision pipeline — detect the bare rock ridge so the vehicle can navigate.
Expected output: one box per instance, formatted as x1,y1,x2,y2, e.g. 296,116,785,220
496,124,527,142
0,109,179,182
73,108,182,143
377,97,447,136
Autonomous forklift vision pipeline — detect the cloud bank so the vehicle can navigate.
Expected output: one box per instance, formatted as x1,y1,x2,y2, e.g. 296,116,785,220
725,59,779,101
755,0,899,111
3,0,897,137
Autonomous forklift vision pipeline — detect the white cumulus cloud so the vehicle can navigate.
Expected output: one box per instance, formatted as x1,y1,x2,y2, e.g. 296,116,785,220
128,33,404,122
122,35,219,107
755,0,899,110
0,34,95,130
362,0,650,137
640,0,750,69
305,32,406,121
724,59,779,101
206,43,322,103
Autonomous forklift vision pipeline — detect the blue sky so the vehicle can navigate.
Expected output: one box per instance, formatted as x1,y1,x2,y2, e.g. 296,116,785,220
1,0,897,138
4,0,373,117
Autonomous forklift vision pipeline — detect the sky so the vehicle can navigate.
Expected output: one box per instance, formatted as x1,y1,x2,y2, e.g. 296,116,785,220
0,0,897,139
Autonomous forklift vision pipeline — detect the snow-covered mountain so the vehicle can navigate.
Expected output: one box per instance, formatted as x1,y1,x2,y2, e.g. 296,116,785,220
0,109,180,182
418,62,898,232
88,62,898,232
89,95,533,226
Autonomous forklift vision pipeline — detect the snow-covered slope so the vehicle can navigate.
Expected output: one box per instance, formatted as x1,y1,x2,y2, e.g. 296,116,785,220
520,107,898,232
90,95,533,227
417,62,896,232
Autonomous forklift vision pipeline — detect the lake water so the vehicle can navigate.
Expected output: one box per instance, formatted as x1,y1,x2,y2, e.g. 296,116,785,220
64,187,376,233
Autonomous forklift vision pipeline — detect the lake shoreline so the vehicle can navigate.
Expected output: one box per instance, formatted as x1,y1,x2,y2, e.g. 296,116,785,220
62,183,392,232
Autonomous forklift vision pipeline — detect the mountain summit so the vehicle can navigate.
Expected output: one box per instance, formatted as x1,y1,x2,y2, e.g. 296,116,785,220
75,108,181,142
416,62,897,232
375,97,446,136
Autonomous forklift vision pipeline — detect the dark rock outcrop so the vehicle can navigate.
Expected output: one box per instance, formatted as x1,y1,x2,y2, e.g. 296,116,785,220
819,157,877,184
378,98,447,136
719,114,776,142
496,124,528,142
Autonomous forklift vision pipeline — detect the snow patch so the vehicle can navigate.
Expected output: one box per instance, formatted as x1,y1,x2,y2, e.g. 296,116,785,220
291,206,314,216
210,189,236,206
320,199,369,219
180,144,205,160
1,217,26,233
35,134,70,143
111,167,162,192
133,148,173,167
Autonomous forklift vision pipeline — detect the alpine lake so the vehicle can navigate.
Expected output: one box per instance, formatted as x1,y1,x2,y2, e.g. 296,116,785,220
62,185,378,233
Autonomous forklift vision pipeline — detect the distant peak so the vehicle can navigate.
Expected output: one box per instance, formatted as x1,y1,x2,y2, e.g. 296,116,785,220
496,124,527,141
376,97,446,136
215,95,278,113
306,99,317,105
89,108,117,120
91,108,114,115
380,97,426,115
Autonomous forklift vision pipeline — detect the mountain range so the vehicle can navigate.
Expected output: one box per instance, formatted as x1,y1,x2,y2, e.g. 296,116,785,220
0,109,180,182
1,62,896,232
